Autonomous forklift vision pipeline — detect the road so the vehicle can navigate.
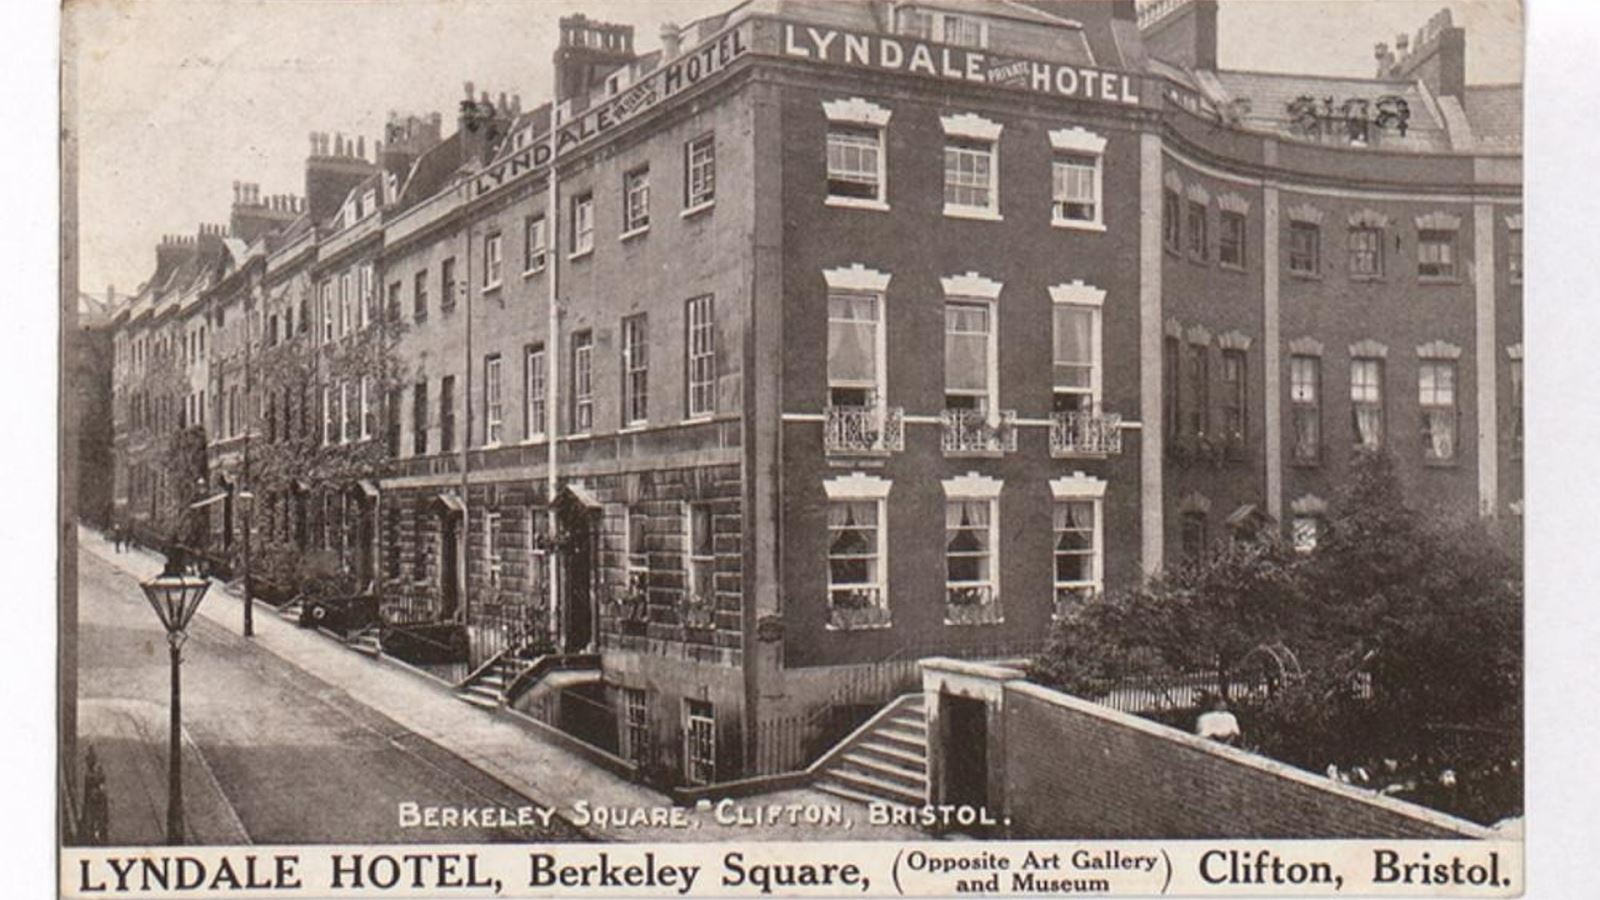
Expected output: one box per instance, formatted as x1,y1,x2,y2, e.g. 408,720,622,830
76,546,582,845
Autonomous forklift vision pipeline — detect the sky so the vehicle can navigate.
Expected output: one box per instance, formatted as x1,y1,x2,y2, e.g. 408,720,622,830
65,0,1524,300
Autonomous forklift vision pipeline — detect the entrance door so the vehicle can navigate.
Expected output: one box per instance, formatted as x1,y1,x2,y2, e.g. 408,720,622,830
942,694,989,812
440,512,461,618
561,518,594,652
356,501,376,586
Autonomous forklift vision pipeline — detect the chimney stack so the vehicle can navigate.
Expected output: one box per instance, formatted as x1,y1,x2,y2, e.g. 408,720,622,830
660,22,682,60
1380,8,1465,99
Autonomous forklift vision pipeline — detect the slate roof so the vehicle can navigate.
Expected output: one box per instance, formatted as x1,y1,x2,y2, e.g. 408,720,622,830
1461,84,1522,150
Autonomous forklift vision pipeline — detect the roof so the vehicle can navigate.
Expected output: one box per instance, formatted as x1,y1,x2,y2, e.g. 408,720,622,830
1207,70,1452,153
1461,84,1522,150
394,132,463,214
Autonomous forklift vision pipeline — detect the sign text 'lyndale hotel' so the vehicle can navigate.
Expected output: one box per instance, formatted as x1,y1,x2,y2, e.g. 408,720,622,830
472,19,1142,199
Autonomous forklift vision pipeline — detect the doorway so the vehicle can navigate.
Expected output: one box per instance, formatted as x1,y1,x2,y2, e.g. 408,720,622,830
555,486,599,653
439,511,461,619
941,694,989,812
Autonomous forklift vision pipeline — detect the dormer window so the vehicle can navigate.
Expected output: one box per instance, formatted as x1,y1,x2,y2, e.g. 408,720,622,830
895,7,988,48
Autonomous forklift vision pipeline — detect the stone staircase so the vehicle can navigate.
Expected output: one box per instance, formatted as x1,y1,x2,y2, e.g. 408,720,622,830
456,654,525,709
814,693,927,809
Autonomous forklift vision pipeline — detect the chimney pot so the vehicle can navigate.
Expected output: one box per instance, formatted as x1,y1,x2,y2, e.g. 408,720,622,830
464,80,475,100
357,135,366,159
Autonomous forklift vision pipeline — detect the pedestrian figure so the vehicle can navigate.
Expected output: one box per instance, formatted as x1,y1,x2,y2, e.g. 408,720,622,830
80,746,109,845
1195,693,1241,746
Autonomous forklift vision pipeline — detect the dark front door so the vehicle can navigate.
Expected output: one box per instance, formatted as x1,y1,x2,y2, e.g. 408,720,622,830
356,501,375,586
440,512,461,618
561,514,594,653
942,694,989,812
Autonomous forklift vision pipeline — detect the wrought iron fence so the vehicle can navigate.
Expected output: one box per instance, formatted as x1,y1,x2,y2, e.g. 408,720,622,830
824,404,904,455
827,587,891,630
941,408,1017,453
944,584,1004,625
1050,409,1124,456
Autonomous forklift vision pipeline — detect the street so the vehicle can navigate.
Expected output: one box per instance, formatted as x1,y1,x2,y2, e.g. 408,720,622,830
76,544,582,845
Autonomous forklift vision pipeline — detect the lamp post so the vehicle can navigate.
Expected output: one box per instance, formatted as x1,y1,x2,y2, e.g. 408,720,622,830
139,551,211,845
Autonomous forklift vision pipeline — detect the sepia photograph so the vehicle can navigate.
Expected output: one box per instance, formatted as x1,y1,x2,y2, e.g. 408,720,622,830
53,0,1546,895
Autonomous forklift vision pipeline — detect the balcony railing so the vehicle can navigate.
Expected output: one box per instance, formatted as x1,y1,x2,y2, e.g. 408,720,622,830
1052,585,1098,621
827,588,892,630
945,584,1003,625
941,408,1017,454
1050,409,1124,457
825,404,904,456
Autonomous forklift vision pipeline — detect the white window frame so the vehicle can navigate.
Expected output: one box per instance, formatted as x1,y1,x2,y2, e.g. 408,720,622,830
484,510,502,589
1415,212,1462,281
941,473,1003,623
822,473,891,629
484,354,503,446
1350,355,1385,452
621,313,648,427
483,230,503,290
570,193,595,258
572,331,594,434
1050,473,1106,617
1418,357,1458,464
622,166,651,237
822,98,891,212
320,281,334,342
524,215,547,275
619,687,649,765
359,263,374,330
623,505,649,581
941,113,1003,221
684,502,714,608
525,343,546,442
1049,280,1105,412
1049,127,1107,231
340,272,354,337
684,699,715,786
359,376,373,441
686,295,716,419
824,265,892,409
937,11,988,47
940,271,1003,421
684,134,716,212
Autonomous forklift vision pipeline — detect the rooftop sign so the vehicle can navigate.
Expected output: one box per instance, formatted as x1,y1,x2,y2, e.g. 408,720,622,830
471,24,751,199
778,22,1141,107
469,16,1143,204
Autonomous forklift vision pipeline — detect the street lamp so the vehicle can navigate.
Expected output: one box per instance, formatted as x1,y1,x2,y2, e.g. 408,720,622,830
139,552,211,845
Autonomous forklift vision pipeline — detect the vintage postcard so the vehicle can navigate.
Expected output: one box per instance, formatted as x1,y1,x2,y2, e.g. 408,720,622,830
58,0,1529,896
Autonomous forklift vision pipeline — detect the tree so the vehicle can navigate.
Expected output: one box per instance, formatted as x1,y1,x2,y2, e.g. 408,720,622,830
1029,533,1306,704
1029,452,1523,823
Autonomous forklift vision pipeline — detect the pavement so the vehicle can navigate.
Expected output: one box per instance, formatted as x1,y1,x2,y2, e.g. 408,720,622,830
77,527,926,844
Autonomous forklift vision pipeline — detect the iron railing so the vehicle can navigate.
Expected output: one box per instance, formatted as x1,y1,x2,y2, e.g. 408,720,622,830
941,408,1017,453
1050,409,1124,456
827,587,891,630
824,404,904,455
944,584,1004,625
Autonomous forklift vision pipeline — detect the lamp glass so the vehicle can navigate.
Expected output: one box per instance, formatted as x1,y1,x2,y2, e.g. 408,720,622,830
140,574,211,635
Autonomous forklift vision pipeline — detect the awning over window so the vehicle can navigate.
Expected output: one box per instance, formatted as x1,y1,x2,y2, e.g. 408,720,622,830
188,492,229,510
350,479,380,500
